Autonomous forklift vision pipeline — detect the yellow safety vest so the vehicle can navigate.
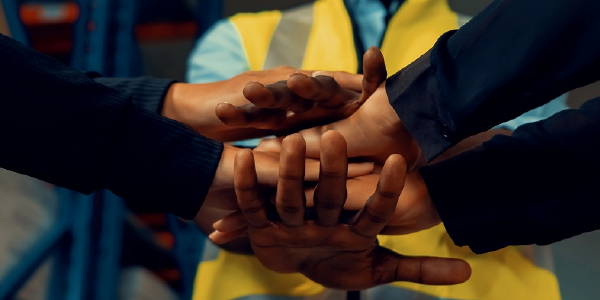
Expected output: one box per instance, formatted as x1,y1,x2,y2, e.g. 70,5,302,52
193,0,561,299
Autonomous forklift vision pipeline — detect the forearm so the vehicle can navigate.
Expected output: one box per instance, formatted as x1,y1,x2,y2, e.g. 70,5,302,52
0,33,223,219
421,98,600,253
387,0,600,161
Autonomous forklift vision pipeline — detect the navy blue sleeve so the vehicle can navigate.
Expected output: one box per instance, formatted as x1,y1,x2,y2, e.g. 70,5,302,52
386,0,600,161
0,33,223,219
384,0,600,253
421,98,600,253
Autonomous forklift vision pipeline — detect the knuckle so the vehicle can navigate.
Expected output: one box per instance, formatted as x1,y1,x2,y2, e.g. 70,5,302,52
319,170,345,179
279,173,304,181
378,189,400,200
317,199,343,211
366,210,390,224
241,204,263,215
277,203,303,214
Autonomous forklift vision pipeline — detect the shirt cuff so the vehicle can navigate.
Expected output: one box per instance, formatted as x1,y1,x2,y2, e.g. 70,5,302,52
385,34,455,162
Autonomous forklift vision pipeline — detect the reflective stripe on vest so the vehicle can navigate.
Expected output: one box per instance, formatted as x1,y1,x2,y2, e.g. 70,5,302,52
263,4,314,70
194,1,561,299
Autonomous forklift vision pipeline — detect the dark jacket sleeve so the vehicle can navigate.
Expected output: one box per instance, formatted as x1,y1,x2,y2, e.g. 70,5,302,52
386,0,600,161
421,98,600,253
384,0,600,252
91,74,174,114
0,33,223,219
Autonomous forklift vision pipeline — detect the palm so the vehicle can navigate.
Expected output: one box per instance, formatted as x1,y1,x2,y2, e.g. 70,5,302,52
248,222,409,290
327,86,421,167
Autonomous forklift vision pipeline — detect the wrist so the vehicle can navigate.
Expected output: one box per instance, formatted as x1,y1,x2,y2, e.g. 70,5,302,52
210,145,240,190
161,82,189,121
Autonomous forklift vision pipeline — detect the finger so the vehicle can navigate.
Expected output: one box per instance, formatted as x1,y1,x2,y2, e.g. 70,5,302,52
314,130,348,226
373,247,472,285
347,162,375,178
244,80,315,113
395,256,472,285
213,210,246,232
298,126,323,158
276,133,307,227
234,149,271,228
215,102,285,129
352,154,406,237
287,73,358,108
208,227,248,245
311,70,363,92
253,152,369,186
253,136,283,152
360,46,387,103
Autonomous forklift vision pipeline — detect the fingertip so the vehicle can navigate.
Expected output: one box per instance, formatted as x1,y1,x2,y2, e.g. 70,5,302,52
287,72,314,91
243,81,268,100
378,154,407,197
212,219,224,231
421,258,472,285
289,72,310,79
234,148,256,175
363,46,384,61
282,133,306,147
208,231,225,245
383,154,408,175
235,147,254,160
347,162,375,177
215,102,246,125
321,129,346,144
362,47,387,85
280,133,307,159
311,70,326,77
215,102,235,115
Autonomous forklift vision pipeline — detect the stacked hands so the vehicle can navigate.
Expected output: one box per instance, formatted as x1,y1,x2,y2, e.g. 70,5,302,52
169,47,471,289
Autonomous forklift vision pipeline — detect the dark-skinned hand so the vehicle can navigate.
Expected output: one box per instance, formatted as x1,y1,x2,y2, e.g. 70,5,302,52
162,47,387,142
211,131,471,290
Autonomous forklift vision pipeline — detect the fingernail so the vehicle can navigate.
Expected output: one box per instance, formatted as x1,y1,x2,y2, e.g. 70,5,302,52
208,231,221,243
289,72,309,79
312,71,325,76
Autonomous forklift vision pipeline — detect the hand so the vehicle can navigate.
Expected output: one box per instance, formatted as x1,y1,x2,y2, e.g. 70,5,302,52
254,138,437,235
250,52,422,169
201,144,374,210
304,169,441,235
161,47,387,142
299,86,422,169
212,131,471,290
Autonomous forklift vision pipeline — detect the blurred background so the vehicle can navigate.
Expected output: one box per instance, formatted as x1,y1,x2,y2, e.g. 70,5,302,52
0,0,599,300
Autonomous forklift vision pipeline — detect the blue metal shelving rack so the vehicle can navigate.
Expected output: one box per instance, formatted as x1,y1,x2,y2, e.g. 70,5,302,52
0,187,95,300
71,0,143,77
0,1,224,299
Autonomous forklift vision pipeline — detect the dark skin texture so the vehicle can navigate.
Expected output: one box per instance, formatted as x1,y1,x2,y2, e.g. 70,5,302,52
226,131,472,290
206,128,512,249
199,45,511,250
166,47,387,142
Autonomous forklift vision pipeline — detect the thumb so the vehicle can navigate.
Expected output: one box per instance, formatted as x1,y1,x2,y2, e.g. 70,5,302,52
375,247,472,285
360,46,387,103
